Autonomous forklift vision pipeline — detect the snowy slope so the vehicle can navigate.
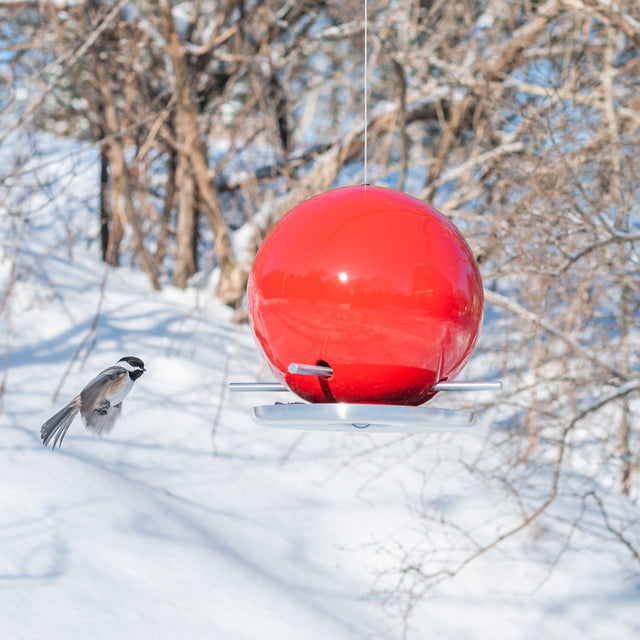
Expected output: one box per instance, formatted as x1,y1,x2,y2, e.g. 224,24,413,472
1,186,639,639
1,251,390,640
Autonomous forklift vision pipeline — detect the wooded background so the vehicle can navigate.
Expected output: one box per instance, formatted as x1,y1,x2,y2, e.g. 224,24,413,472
1,0,639,604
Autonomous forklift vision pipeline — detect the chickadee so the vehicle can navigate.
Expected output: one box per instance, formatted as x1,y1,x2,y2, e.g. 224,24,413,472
41,356,146,450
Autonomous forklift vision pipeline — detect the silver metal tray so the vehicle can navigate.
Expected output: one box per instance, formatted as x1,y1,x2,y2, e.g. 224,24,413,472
250,402,475,432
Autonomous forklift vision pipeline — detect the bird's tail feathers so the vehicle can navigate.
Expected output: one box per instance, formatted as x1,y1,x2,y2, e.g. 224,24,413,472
41,396,81,450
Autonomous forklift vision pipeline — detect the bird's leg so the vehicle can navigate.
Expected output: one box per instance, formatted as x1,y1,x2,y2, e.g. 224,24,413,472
94,399,111,415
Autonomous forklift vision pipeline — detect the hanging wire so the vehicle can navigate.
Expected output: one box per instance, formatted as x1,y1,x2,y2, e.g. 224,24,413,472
363,0,368,185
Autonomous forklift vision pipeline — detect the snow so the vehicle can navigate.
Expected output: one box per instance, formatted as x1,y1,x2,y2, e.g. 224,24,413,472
1,177,640,639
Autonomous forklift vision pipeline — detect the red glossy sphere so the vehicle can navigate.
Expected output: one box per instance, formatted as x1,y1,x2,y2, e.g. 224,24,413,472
247,186,484,405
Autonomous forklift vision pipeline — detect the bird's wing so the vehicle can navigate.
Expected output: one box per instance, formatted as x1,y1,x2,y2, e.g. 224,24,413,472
79,366,126,420
84,402,122,434
82,365,127,391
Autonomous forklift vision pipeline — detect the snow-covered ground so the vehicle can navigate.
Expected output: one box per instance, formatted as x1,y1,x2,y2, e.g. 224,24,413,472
1,160,639,639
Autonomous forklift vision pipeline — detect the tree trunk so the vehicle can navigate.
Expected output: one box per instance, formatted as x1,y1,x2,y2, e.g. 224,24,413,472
156,150,177,265
99,144,110,262
94,53,161,289
173,153,198,288
159,1,245,306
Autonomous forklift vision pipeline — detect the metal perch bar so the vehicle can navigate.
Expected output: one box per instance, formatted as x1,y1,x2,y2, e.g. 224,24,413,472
228,382,288,392
432,381,503,392
287,363,333,378
287,363,501,391
229,377,502,393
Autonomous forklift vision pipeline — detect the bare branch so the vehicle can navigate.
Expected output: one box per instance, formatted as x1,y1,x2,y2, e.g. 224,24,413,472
483,289,626,379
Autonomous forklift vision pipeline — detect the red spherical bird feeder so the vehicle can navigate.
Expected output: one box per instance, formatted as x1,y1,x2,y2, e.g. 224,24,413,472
232,185,499,431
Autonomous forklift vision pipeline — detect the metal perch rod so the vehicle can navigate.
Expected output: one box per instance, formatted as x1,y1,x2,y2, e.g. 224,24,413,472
287,363,333,378
432,381,503,392
228,382,289,392
229,364,502,393
288,363,501,391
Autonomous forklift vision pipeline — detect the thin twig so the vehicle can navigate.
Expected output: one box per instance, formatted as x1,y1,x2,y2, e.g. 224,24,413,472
52,264,110,403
